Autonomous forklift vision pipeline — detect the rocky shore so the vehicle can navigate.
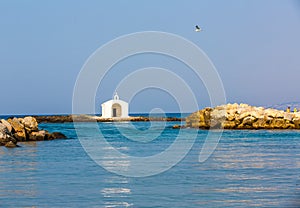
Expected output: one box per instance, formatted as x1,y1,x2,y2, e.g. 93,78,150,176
185,103,300,129
34,115,183,123
0,116,66,148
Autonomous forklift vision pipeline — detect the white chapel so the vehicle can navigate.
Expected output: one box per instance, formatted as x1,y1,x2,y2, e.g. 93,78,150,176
101,92,129,118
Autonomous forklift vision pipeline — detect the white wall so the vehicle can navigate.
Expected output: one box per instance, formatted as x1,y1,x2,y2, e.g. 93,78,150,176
101,100,129,118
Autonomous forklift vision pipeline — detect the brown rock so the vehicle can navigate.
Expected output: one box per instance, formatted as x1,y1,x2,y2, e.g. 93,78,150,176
270,118,286,129
7,118,27,141
5,141,17,148
252,118,268,129
241,116,257,126
49,132,67,139
8,118,25,133
172,125,181,129
221,121,237,129
13,131,27,141
29,130,46,141
293,118,300,128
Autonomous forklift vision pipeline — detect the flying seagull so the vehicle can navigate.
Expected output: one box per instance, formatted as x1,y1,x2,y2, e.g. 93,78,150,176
195,25,202,32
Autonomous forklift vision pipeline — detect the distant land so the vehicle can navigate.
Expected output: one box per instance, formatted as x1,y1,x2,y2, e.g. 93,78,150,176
266,101,300,111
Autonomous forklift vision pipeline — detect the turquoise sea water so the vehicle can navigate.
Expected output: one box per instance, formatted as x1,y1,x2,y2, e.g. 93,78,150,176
1,118,300,207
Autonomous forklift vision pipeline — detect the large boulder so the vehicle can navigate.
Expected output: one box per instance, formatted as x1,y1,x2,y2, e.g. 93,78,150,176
241,116,257,126
0,123,9,145
185,108,212,129
21,116,38,132
0,123,17,146
8,118,25,132
7,118,26,141
1,119,12,132
29,130,46,141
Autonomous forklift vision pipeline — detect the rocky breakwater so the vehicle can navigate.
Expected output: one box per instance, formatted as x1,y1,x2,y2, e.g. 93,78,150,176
0,116,66,148
185,103,300,129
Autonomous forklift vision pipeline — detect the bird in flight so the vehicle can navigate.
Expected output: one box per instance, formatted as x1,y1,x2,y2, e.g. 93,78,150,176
195,25,202,32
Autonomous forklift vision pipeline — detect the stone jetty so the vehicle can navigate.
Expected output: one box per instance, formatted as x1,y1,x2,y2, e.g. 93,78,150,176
0,116,66,148
34,115,183,123
185,103,300,129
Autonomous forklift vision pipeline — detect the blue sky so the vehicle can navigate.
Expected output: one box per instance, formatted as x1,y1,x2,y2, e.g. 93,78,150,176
0,0,300,115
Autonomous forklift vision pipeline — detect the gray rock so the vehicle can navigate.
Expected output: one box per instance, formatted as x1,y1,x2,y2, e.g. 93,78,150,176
0,123,17,146
1,119,12,132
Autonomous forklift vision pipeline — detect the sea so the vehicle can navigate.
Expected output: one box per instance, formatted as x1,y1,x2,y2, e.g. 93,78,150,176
1,113,300,207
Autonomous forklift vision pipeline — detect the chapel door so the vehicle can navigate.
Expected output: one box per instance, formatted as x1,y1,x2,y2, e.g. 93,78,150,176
112,108,117,117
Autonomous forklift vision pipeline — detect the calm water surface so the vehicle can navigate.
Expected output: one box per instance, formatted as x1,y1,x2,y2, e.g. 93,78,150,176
1,121,300,207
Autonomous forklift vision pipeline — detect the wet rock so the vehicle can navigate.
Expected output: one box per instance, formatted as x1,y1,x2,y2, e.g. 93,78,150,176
29,130,46,141
49,132,67,139
5,141,17,148
172,125,181,129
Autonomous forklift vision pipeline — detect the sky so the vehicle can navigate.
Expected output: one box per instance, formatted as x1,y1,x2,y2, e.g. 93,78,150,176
0,0,300,115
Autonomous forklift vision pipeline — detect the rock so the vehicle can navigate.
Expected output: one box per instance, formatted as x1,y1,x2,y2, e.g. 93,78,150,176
0,123,9,145
13,131,26,141
185,103,300,129
270,118,286,129
293,118,300,128
252,118,268,129
283,113,294,121
51,132,66,139
29,130,46,141
264,109,278,118
237,112,251,121
241,116,257,126
211,109,227,121
7,118,26,141
4,141,17,148
8,118,25,133
226,110,237,121
5,141,17,148
22,116,38,132
1,119,12,132
0,123,17,146
221,121,237,129
0,116,67,145
172,125,181,129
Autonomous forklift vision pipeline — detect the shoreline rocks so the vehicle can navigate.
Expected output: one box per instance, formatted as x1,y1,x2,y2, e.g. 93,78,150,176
0,116,67,148
185,103,300,129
